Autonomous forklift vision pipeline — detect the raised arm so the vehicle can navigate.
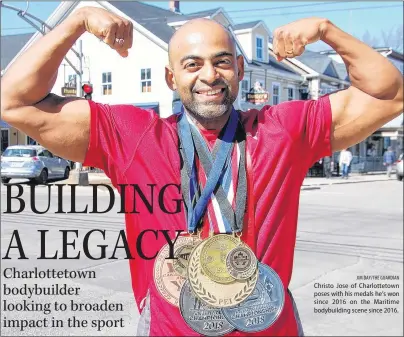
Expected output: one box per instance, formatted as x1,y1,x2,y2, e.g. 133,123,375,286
272,18,403,152
0,7,133,162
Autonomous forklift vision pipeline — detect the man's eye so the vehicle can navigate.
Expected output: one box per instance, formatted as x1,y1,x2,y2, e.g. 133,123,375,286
185,62,198,68
217,59,231,65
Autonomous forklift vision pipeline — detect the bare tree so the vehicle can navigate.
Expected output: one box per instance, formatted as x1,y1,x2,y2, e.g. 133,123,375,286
381,24,403,52
362,30,380,48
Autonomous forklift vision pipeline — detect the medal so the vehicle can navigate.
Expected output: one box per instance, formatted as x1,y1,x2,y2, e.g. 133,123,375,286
153,235,200,307
179,280,235,336
221,262,285,332
226,241,258,281
188,240,258,308
173,240,199,277
200,234,239,284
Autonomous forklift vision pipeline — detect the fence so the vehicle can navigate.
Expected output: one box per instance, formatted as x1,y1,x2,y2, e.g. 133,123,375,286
307,156,389,177
349,156,387,174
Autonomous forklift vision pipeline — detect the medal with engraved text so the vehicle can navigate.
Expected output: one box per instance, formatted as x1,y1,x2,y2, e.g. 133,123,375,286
179,280,235,336
173,235,201,277
226,238,258,280
221,262,285,332
188,240,258,308
153,236,200,307
200,234,240,284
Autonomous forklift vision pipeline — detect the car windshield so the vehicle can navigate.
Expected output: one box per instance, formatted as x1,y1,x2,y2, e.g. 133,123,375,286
2,148,36,158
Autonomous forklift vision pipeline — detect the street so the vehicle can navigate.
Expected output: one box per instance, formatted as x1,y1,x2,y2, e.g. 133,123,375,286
1,180,403,336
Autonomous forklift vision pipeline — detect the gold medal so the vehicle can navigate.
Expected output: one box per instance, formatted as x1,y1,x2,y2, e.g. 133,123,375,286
153,235,200,307
199,234,239,284
188,240,258,308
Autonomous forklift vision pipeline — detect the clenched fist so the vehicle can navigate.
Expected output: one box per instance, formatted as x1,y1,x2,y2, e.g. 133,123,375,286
78,7,133,57
272,17,329,62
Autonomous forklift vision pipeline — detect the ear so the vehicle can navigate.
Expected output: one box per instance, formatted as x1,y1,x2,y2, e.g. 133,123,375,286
165,65,177,91
236,55,245,81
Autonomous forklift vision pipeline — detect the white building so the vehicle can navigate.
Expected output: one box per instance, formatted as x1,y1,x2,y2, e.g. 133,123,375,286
4,1,306,120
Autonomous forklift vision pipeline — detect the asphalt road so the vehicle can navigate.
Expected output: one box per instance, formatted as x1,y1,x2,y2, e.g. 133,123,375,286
0,180,402,336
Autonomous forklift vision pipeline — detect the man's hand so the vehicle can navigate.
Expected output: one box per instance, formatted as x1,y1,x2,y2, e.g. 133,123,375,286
79,7,133,57
272,17,328,61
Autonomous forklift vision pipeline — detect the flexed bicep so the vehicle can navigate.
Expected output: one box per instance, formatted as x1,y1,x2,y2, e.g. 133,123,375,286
2,94,91,162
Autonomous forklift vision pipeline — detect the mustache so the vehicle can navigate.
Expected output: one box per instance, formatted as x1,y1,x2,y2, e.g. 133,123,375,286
192,79,229,92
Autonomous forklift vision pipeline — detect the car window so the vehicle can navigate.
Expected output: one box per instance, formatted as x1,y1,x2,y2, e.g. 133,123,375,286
2,148,36,157
43,150,53,158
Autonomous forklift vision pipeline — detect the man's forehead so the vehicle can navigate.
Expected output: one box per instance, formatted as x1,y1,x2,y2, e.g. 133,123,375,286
168,19,235,63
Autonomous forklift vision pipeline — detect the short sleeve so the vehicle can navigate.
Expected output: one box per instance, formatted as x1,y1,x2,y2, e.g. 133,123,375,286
266,95,332,168
83,100,157,182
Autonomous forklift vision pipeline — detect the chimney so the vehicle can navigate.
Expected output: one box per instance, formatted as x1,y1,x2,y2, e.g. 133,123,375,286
169,0,180,13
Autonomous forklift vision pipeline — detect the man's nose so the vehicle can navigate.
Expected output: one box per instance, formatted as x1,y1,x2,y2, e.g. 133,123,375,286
198,63,219,84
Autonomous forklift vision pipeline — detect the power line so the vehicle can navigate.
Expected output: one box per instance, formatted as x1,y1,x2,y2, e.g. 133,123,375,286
2,3,402,31
225,1,345,13
230,4,403,19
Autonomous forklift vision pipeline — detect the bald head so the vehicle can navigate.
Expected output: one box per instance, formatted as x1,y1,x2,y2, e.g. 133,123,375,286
168,18,236,66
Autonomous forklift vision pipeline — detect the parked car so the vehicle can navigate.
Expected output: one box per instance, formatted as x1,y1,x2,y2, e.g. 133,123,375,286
1,145,70,184
396,153,403,181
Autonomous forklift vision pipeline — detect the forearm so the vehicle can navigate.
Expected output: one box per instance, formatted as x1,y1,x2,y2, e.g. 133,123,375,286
321,20,403,101
1,9,86,111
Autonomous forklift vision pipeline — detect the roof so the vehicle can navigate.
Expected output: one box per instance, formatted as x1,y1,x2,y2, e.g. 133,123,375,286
108,1,180,43
295,50,340,79
166,8,221,23
251,59,295,75
332,61,348,81
1,120,10,128
233,20,262,31
1,33,34,70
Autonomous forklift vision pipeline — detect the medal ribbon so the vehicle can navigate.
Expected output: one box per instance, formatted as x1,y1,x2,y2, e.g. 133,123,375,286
178,107,238,233
189,121,247,233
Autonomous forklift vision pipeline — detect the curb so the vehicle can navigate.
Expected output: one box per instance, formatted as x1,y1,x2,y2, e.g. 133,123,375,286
302,178,396,188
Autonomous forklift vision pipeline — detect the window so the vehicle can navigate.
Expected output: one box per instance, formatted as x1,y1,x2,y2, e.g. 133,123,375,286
141,68,152,93
26,136,37,145
256,37,263,61
287,87,294,101
272,83,280,105
67,74,76,87
241,79,250,101
102,72,112,95
1,129,9,153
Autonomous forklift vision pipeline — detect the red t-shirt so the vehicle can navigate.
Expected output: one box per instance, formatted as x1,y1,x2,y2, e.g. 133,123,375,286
83,96,332,336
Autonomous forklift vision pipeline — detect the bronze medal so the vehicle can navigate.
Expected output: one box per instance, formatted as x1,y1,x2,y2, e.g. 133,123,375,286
153,235,200,307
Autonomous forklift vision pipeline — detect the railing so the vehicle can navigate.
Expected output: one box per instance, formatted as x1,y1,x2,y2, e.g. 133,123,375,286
349,156,387,174
307,156,390,177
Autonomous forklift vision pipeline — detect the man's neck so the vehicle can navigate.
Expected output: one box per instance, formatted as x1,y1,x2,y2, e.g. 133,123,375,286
186,109,232,131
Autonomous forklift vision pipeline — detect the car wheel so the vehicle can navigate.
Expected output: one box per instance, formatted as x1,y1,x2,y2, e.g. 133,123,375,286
397,174,403,181
1,178,10,184
36,169,48,185
64,167,70,179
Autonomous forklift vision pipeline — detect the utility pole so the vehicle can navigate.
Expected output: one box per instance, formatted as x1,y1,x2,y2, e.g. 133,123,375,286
76,40,83,172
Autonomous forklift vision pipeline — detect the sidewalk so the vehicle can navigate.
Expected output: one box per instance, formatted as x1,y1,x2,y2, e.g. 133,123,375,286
62,171,398,190
302,172,397,190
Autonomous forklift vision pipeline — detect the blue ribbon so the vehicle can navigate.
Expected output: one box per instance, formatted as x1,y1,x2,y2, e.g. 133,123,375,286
178,107,238,233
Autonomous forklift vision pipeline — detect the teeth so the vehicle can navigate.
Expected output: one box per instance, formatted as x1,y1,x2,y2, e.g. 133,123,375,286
200,89,222,96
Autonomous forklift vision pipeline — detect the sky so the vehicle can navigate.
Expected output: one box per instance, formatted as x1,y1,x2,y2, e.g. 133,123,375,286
1,1,403,51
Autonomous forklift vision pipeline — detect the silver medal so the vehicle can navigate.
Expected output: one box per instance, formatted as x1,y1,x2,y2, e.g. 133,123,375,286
226,244,257,280
179,280,235,336
221,262,284,333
